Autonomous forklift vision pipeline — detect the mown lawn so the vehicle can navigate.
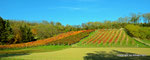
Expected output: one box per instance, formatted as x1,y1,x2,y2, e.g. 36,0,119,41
1,48,150,60
0,45,70,60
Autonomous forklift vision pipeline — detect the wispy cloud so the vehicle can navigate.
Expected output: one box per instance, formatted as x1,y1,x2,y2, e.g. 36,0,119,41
60,0,98,2
77,0,98,2
48,7,84,10
59,7,82,10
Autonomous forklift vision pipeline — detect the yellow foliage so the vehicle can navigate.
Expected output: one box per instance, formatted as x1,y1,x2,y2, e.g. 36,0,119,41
31,29,37,35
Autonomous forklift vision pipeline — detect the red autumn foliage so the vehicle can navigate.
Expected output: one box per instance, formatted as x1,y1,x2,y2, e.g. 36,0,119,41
92,30,105,43
103,31,114,44
86,30,102,44
114,31,122,44
0,30,88,49
108,30,119,44
98,30,110,44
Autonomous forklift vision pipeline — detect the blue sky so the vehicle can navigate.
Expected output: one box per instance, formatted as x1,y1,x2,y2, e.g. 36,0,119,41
0,0,150,25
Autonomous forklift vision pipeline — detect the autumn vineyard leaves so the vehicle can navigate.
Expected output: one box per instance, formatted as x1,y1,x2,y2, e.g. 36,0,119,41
81,29,126,45
0,29,148,49
0,30,93,49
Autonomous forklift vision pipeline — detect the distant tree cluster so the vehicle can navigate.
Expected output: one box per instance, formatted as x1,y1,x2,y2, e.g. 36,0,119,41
0,17,36,44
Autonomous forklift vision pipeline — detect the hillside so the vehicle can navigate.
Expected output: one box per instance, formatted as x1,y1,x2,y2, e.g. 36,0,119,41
0,29,150,60
74,29,149,47
0,29,149,49
0,30,93,49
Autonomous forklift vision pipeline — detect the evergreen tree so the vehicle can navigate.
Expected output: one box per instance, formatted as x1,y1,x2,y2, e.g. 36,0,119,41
20,25,34,42
0,17,14,44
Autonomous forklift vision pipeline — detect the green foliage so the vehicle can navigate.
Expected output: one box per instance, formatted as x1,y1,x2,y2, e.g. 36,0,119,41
20,25,34,42
33,21,65,39
0,19,35,44
125,24,150,40
0,17,14,44
81,21,125,29
65,24,81,32
32,21,82,40
8,20,35,43
9,21,26,43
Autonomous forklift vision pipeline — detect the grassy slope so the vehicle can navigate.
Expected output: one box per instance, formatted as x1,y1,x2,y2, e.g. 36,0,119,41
1,48,150,60
74,29,150,48
139,40,150,45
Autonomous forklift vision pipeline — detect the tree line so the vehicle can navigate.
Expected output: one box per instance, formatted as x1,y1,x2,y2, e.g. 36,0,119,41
0,13,150,45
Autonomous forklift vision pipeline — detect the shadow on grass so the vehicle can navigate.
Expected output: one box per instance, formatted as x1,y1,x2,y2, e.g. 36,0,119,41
84,50,150,60
0,50,31,58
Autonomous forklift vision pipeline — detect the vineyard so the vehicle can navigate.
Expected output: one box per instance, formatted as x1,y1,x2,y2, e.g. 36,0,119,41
0,29,149,49
49,30,93,45
75,29,149,47
0,30,93,49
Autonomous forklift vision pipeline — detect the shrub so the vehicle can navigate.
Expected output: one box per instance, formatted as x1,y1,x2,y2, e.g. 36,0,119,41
125,24,150,40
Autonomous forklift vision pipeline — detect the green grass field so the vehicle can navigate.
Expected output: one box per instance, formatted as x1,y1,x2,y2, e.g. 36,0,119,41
1,48,150,60
0,45,70,60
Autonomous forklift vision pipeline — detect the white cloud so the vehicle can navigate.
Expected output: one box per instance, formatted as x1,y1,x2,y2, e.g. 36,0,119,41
59,0,97,2
77,0,97,2
59,7,82,10
48,6,86,10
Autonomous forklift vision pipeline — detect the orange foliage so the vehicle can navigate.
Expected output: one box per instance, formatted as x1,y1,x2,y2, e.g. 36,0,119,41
31,29,37,35
0,30,87,49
